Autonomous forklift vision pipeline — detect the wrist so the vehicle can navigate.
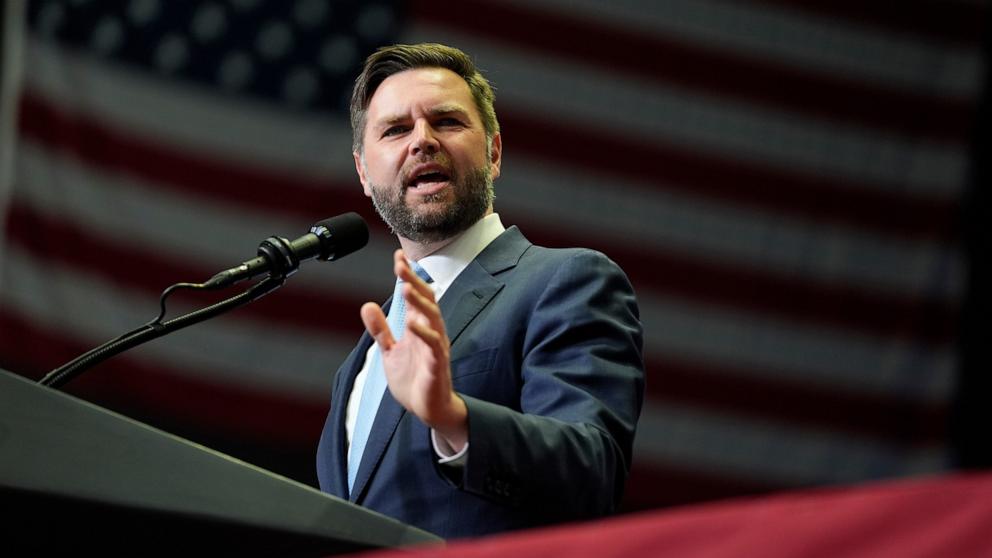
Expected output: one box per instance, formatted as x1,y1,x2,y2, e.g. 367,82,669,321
432,394,468,452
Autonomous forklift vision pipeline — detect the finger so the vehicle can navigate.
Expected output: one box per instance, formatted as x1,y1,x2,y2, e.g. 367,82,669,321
393,250,410,281
408,318,448,355
360,302,394,350
404,284,446,334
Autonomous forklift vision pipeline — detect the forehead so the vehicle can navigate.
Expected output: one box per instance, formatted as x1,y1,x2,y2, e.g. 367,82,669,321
366,67,478,121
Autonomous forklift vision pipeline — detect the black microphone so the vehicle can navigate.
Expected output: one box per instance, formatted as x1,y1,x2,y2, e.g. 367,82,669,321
204,212,369,289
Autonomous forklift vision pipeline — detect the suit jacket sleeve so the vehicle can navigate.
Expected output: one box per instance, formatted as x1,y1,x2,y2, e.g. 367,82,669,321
452,249,644,522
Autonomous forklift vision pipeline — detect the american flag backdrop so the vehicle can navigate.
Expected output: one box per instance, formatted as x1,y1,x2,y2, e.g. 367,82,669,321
0,0,987,512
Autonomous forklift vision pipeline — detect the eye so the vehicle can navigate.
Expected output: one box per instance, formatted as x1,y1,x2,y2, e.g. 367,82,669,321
436,117,464,128
382,125,409,138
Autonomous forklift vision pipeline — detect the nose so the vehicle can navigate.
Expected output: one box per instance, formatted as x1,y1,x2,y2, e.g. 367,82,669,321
409,120,440,156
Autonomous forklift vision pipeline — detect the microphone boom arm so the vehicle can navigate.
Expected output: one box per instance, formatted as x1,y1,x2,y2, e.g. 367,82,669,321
38,275,285,389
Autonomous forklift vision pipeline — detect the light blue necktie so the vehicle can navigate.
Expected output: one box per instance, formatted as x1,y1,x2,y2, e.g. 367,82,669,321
348,261,432,494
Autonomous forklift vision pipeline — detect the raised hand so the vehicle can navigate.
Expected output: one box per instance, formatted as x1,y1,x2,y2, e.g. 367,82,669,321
360,249,468,451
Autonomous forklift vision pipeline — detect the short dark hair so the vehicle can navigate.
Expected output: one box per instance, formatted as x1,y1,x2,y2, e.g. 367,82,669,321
350,43,499,152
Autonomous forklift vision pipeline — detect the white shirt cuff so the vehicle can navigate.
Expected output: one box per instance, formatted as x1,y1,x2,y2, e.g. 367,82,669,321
431,429,469,466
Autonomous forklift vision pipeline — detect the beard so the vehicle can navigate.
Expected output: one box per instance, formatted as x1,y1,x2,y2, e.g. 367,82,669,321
368,160,494,244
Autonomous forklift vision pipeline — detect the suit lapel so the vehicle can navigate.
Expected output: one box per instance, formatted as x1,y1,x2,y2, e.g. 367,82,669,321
349,388,405,502
348,227,532,502
440,226,530,346
439,264,502,346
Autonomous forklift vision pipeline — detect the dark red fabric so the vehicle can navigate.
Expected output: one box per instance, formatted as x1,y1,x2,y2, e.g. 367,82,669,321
356,473,992,558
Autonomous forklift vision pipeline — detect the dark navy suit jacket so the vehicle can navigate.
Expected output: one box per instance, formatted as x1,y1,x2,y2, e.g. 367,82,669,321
316,227,644,539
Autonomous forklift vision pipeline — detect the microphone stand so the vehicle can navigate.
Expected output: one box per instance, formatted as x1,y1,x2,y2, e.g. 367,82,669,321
38,274,286,390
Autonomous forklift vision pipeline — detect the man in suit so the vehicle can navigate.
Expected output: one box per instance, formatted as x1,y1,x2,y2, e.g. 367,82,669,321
316,43,644,539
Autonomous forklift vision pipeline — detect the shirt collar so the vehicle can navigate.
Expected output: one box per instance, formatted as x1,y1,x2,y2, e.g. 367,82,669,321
414,213,505,301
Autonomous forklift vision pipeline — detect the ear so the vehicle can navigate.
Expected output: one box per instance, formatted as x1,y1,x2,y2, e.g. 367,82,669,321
354,150,372,197
489,132,502,180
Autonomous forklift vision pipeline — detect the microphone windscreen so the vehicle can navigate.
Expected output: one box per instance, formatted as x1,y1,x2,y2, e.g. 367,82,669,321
314,212,369,261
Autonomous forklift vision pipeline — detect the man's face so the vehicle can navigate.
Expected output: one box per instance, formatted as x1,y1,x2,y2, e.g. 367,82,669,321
354,67,502,243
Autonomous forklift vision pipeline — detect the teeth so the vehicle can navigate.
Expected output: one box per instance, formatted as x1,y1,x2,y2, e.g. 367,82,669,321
406,167,450,190
411,171,447,185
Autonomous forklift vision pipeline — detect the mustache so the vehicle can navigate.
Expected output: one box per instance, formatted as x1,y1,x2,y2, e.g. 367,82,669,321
401,154,454,182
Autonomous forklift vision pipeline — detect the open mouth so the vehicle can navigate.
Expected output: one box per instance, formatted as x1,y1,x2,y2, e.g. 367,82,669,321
407,170,451,190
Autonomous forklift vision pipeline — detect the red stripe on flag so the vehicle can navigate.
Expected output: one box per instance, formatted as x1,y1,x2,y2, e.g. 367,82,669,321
15,91,363,224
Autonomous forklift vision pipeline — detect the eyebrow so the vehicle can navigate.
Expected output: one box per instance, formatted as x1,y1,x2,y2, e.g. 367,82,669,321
375,104,473,127
427,104,471,117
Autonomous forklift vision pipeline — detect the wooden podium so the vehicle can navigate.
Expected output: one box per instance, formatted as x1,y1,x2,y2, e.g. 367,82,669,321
0,369,442,556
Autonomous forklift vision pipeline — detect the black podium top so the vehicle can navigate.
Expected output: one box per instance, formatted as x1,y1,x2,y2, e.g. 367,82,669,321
0,369,442,556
